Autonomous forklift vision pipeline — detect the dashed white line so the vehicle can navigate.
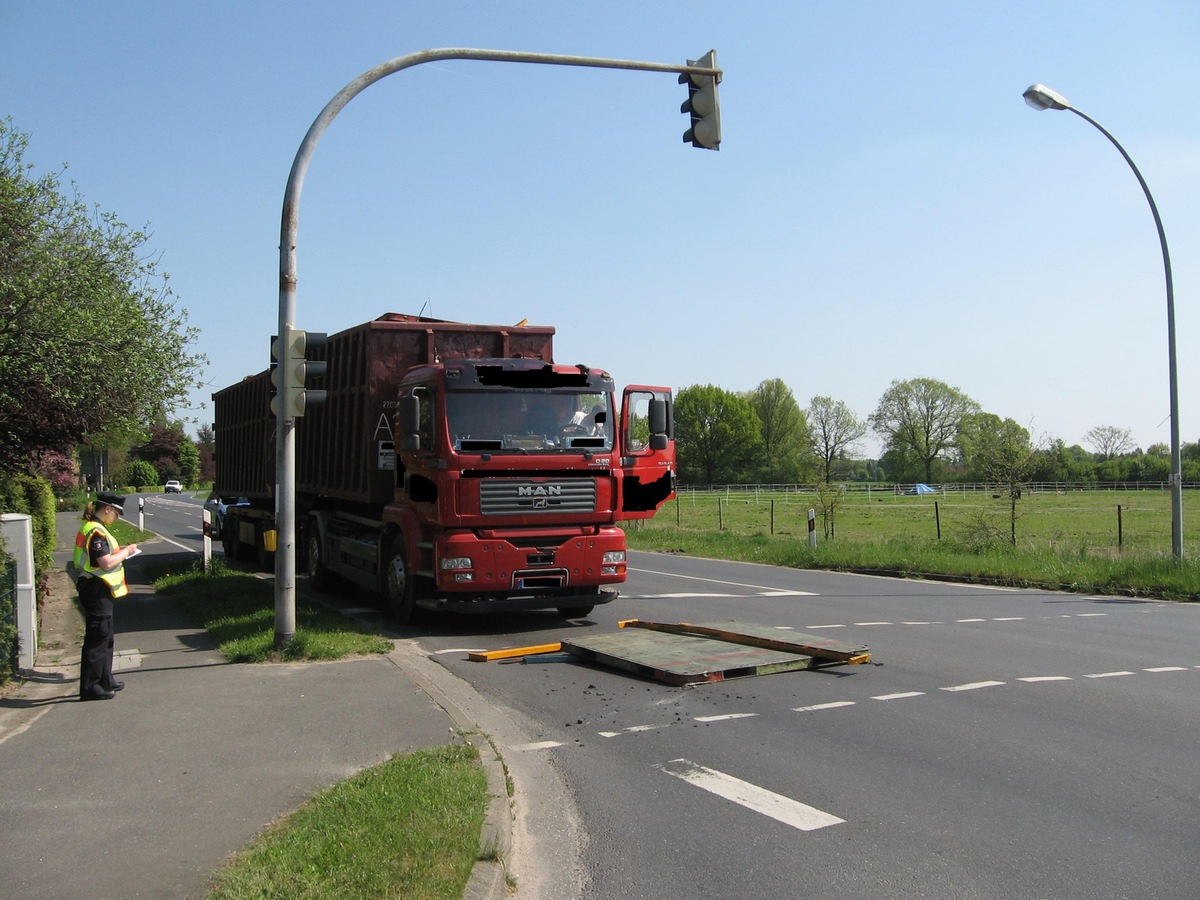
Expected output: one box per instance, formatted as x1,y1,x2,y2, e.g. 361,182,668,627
803,624,845,630
942,680,1005,692
793,701,856,712
872,691,925,701
1144,666,1188,673
1017,676,1073,683
695,713,759,723
854,621,893,626
657,758,844,832
514,740,564,751
957,618,987,623
1084,671,1135,679
993,617,1025,621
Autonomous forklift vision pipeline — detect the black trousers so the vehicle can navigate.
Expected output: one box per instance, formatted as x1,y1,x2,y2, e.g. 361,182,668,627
78,577,115,696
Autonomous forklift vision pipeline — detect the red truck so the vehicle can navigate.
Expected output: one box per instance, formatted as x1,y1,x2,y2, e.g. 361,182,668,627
212,313,675,623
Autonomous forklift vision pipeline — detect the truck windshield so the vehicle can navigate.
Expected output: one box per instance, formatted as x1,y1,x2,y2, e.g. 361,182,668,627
446,390,611,452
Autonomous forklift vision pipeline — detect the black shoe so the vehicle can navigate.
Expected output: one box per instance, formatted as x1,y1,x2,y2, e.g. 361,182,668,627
80,689,116,701
103,681,125,692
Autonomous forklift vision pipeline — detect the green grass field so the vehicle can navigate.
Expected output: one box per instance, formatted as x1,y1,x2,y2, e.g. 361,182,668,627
627,487,1200,601
652,486,1187,556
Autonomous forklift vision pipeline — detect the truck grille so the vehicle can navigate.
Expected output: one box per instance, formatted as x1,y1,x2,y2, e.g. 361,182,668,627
480,479,596,515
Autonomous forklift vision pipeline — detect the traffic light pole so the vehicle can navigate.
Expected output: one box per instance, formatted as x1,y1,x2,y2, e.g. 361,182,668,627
275,47,722,647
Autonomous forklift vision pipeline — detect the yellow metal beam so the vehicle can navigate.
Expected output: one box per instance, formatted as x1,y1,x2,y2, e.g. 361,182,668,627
468,642,563,662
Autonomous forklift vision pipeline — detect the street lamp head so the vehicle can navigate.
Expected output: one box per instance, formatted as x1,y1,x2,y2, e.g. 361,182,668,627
1023,83,1071,111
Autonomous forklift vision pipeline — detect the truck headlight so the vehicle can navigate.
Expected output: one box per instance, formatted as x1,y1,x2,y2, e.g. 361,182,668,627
602,550,626,564
440,557,473,571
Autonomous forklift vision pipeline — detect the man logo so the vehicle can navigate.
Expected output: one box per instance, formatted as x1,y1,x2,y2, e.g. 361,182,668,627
518,484,563,497
532,497,549,509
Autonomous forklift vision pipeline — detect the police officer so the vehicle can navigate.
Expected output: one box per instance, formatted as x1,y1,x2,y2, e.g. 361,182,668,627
74,492,138,701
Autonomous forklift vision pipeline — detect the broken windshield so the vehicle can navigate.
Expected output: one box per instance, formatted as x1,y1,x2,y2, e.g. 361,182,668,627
446,390,611,452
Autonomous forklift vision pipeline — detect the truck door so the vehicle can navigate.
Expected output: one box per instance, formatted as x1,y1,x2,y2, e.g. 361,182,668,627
618,385,676,518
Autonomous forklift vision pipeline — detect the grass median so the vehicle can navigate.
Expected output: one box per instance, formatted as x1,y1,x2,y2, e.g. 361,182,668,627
140,558,491,898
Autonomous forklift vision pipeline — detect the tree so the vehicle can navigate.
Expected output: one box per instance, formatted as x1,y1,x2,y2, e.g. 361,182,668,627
870,378,980,483
0,119,206,474
674,384,763,484
123,460,159,490
959,413,1037,545
808,396,867,483
177,439,200,488
1084,425,1134,461
745,378,810,483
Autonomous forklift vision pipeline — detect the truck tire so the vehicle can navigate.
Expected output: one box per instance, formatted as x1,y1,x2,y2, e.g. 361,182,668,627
384,537,417,625
305,520,336,593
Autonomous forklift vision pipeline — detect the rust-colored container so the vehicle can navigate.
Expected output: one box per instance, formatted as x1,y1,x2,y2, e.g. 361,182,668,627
213,313,554,506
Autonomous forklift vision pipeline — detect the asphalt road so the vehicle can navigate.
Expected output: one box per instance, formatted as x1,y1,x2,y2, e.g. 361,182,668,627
146,498,1200,898
424,552,1200,900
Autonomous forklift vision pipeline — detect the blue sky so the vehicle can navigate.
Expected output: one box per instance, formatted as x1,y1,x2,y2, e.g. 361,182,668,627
3,2,1198,458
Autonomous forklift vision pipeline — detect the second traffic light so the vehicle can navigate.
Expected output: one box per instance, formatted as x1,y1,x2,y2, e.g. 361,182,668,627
270,326,328,418
680,50,721,151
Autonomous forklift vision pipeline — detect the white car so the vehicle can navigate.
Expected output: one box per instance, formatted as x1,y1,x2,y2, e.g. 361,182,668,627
164,480,183,494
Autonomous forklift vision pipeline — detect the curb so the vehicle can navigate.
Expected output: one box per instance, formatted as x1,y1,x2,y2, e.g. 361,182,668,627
386,644,514,899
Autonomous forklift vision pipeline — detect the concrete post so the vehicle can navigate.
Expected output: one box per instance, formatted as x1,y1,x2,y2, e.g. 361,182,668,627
0,514,37,671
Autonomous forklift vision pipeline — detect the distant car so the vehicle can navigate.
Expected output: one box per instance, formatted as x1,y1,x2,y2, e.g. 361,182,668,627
204,492,249,530
164,480,183,494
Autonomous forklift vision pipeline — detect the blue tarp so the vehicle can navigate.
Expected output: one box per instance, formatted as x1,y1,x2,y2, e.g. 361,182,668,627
905,483,936,495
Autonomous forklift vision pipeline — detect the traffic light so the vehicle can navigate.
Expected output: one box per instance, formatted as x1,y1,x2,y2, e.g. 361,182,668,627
680,50,721,150
270,326,328,418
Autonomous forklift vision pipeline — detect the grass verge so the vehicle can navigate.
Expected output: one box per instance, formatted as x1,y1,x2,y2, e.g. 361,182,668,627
626,527,1200,601
207,743,487,900
150,558,393,661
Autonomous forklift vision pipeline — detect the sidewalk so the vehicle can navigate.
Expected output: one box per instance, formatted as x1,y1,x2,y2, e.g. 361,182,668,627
0,511,509,899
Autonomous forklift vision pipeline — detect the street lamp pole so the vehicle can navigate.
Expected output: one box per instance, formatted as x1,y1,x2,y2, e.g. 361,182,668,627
1023,83,1183,560
273,48,723,646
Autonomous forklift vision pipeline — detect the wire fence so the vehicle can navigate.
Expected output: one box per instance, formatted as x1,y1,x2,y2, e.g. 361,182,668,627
653,484,1196,556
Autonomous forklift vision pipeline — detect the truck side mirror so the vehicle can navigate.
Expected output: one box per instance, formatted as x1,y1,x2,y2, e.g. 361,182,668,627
399,395,421,452
648,398,668,451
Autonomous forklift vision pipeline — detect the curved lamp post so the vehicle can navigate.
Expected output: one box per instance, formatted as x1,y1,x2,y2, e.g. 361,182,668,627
1023,84,1182,559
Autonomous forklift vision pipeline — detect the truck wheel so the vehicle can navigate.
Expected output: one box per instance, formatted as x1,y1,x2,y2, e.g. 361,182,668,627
384,537,417,625
305,521,335,592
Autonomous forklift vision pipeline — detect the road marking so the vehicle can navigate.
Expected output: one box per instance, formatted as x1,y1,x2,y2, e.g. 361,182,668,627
695,713,758,723
657,759,844,832
802,624,844,630
514,740,563,751
1084,671,1135,679
630,566,816,595
1017,676,1073,683
431,647,487,656
942,680,1005,692
793,701,856,712
993,617,1025,621
1077,613,1108,617
854,621,893,626
1144,666,1188,673
957,618,987,622
872,691,925,700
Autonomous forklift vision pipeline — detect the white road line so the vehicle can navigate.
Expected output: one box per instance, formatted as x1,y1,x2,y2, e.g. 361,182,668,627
514,740,564,751
630,566,816,595
1084,671,1134,679
695,713,758,723
802,624,845,630
854,621,893,626
1076,613,1108,617
956,618,987,622
872,691,925,700
430,647,487,655
792,701,856,712
1144,666,1188,673
1017,676,1073,683
657,759,844,832
992,617,1025,621
942,680,1005,692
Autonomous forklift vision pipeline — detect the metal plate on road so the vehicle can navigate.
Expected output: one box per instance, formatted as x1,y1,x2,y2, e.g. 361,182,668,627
561,630,814,686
